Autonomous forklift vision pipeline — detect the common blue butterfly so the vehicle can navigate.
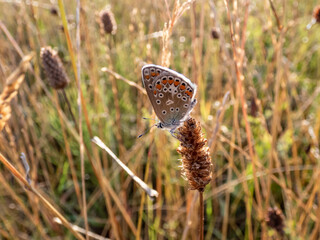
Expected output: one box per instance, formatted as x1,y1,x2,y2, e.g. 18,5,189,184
141,64,197,135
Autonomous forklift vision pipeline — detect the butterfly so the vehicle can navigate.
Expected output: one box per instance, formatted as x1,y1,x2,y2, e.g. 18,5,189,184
141,64,197,136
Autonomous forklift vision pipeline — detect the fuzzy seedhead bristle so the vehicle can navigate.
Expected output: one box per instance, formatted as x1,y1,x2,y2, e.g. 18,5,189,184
266,207,285,236
176,118,213,192
313,6,320,23
99,9,117,35
40,47,69,90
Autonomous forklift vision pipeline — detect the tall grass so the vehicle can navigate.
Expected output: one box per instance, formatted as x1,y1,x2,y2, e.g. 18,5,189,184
0,0,320,239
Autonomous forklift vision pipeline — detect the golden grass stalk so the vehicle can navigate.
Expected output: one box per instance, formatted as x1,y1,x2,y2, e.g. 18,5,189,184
223,1,263,237
0,53,34,131
75,1,89,239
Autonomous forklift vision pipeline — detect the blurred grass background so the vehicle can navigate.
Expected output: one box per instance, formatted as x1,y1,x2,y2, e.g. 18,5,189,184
0,0,320,239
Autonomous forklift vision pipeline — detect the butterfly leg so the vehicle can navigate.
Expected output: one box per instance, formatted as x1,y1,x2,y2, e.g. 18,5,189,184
169,128,179,139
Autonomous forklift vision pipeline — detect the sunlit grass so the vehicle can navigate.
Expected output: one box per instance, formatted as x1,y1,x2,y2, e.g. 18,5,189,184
0,0,320,239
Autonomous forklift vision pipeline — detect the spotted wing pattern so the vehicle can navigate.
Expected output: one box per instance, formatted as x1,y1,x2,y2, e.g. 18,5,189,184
141,64,197,130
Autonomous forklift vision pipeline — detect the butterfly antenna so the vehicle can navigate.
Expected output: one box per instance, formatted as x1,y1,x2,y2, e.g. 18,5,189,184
137,123,157,138
142,117,157,121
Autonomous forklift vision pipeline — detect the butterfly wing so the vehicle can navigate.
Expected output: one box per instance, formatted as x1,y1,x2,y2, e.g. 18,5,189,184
141,64,197,128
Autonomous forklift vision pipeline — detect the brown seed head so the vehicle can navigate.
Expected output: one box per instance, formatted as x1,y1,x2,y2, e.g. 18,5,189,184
50,7,58,16
99,9,117,35
211,27,220,39
266,207,285,235
313,5,320,23
40,47,69,90
177,118,213,192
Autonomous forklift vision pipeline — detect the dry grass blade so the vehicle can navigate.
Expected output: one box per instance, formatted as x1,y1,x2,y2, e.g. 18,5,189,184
0,53,34,131
101,67,146,95
92,136,159,198
0,152,85,240
53,218,111,240
268,0,283,31
161,0,194,67
208,91,230,148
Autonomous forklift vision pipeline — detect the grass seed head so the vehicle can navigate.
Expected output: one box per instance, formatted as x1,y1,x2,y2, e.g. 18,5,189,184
177,118,213,192
266,207,285,236
99,9,117,35
211,27,220,39
50,7,58,16
40,46,69,90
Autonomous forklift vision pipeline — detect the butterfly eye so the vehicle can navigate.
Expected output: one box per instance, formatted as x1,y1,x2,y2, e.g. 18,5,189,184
162,77,167,80
162,110,166,115
177,93,182,98
150,68,155,72
148,85,153,89
182,96,187,101
181,83,186,86
156,69,161,74
163,88,168,92
176,108,179,112
170,107,174,112
159,93,164,98
184,104,189,108
156,100,161,104
168,76,174,80
157,80,161,84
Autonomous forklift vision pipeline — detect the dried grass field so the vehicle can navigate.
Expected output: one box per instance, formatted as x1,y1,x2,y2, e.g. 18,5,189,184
0,0,320,239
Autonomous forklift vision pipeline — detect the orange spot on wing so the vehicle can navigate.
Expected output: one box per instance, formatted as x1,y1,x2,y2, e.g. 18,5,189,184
151,72,156,77
153,90,157,95
162,79,167,84
186,91,192,97
156,72,160,76
168,79,174,84
174,81,180,86
180,85,186,90
156,84,162,90
145,75,150,79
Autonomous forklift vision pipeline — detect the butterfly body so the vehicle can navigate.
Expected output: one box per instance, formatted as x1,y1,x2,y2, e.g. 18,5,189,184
141,64,197,134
